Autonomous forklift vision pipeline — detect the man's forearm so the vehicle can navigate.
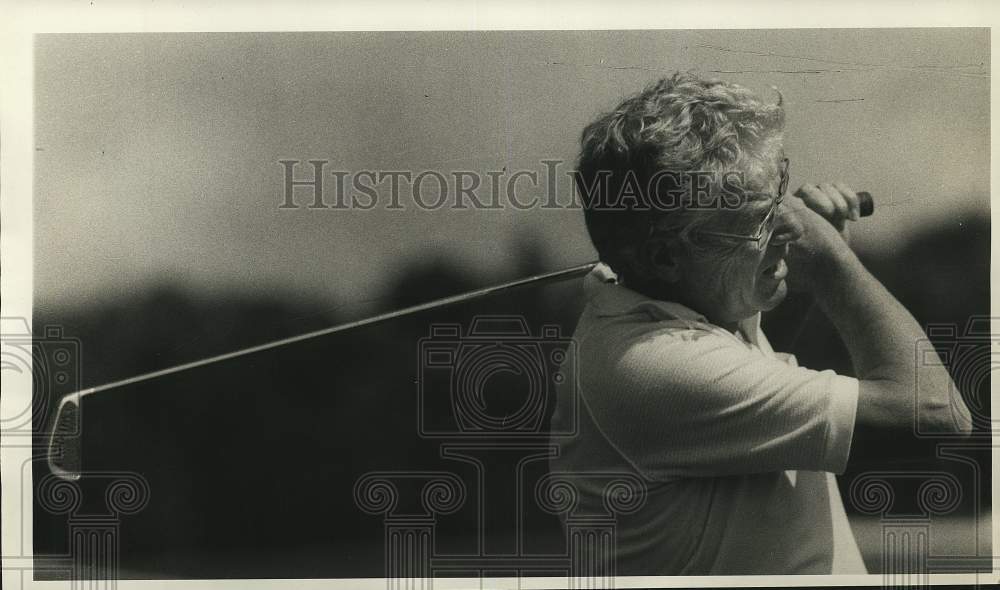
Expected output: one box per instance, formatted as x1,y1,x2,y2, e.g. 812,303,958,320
811,250,972,434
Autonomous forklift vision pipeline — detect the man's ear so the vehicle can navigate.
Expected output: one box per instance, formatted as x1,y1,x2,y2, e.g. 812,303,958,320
638,234,683,284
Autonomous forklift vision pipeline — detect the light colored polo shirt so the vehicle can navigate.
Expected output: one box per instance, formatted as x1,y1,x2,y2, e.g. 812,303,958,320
548,263,867,575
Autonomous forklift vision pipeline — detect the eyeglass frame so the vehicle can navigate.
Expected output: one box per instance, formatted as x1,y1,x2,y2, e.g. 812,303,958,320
658,157,790,250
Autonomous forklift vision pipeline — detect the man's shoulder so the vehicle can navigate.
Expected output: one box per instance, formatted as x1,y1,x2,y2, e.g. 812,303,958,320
574,305,759,383
577,304,746,355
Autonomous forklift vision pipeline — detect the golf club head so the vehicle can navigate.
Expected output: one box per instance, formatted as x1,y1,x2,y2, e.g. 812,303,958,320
47,391,83,481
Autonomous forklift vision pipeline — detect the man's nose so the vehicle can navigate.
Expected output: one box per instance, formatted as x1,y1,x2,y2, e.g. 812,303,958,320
769,204,804,246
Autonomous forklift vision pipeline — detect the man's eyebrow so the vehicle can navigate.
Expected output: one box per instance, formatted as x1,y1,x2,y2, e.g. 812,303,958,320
713,196,771,229
743,192,775,206
745,194,779,222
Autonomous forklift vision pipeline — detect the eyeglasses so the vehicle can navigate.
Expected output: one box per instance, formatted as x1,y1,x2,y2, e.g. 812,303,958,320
686,157,789,250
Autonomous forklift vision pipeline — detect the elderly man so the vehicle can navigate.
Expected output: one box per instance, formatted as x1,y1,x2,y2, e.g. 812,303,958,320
548,72,972,575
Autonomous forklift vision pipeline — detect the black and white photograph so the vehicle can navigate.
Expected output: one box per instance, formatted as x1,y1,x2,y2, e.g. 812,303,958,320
1,2,997,588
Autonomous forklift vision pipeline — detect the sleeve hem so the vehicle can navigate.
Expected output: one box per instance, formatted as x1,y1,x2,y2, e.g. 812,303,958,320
822,374,860,474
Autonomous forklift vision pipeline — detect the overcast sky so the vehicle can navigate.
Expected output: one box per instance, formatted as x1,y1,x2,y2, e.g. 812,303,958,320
34,29,989,313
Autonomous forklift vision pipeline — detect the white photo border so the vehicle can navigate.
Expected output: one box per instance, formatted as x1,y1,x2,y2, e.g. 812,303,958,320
2,1,997,588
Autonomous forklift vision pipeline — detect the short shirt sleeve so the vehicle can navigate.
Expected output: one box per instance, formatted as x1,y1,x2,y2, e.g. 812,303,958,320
579,319,859,480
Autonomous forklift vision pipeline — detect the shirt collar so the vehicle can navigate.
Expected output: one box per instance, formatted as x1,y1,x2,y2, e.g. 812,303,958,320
584,262,762,345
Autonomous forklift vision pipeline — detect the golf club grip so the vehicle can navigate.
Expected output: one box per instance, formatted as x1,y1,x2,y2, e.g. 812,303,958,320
858,191,874,217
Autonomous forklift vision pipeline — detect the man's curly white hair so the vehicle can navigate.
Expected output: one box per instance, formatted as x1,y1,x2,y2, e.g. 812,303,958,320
576,71,786,282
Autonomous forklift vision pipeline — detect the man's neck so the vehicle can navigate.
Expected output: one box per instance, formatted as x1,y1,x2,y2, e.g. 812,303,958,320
623,276,743,335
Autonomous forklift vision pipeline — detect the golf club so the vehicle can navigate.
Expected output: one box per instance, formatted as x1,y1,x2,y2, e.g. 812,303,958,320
46,192,873,480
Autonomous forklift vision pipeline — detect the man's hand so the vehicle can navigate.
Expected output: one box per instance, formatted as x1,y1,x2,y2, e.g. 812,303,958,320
794,183,863,239
783,183,862,294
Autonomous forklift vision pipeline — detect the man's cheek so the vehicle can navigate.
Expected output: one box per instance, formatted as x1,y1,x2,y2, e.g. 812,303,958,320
736,264,763,307
716,259,751,304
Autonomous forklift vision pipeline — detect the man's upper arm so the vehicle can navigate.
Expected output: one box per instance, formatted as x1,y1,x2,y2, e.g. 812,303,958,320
580,323,860,480
855,379,906,432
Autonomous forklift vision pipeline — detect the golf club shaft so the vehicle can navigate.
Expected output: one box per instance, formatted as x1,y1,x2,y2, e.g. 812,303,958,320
58,261,601,403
